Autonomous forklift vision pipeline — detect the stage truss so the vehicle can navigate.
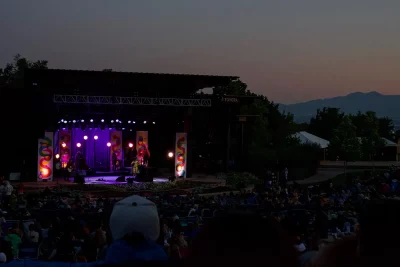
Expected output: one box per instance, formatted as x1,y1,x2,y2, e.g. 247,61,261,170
53,95,212,107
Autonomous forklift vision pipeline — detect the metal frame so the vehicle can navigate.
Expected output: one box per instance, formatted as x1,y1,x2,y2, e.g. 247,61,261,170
53,94,212,107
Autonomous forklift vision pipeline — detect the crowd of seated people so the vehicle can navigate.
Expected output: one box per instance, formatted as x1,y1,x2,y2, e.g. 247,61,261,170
0,166,398,266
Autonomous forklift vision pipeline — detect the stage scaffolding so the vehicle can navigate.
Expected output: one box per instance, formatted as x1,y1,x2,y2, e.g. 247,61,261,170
53,94,212,107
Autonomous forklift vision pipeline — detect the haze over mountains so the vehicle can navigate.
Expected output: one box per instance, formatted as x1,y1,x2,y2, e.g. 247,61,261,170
279,92,400,129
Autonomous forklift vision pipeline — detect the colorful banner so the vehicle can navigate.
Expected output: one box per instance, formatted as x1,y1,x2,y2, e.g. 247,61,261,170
136,131,149,163
37,132,54,181
110,130,123,169
175,132,187,178
59,130,72,167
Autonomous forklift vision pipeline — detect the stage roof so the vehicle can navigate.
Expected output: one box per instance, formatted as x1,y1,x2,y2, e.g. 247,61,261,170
294,131,330,149
25,68,238,97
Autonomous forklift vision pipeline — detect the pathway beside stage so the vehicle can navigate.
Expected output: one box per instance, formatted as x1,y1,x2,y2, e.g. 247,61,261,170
321,161,399,167
288,168,343,185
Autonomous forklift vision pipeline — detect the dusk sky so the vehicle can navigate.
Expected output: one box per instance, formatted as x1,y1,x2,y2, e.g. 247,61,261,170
1,1,399,104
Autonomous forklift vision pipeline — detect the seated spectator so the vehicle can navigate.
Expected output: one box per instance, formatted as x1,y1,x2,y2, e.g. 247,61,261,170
10,223,23,239
294,236,306,253
102,195,167,264
28,224,39,243
0,252,6,263
358,198,400,267
48,232,76,262
0,237,13,262
4,229,22,259
188,211,300,267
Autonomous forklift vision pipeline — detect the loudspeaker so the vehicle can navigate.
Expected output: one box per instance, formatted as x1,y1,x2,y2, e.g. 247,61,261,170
115,176,126,182
127,178,134,184
73,175,85,184
136,167,154,182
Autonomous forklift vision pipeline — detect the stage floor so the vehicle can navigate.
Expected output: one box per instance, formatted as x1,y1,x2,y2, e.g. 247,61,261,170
81,176,168,185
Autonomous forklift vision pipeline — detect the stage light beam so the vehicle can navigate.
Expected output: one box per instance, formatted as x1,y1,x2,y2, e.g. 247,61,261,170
128,143,133,148
83,135,88,140
168,152,174,158
61,143,66,148
144,121,147,124
55,154,60,159
76,143,81,148
101,119,104,122
107,142,111,147
94,135,98,140
90,119,93,122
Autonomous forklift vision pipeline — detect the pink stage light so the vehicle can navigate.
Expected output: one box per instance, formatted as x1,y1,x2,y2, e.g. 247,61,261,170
41,168,49,176
94,135,98,140
83,135,88,140
128,143,133,148
107,142,111,147
61,143,66,148
55,154,60,159
76,143,81,148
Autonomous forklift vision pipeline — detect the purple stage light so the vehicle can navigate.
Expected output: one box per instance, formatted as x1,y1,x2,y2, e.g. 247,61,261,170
94,135,98,140
107,142,111,147
83,135,88,140
76,143,81,148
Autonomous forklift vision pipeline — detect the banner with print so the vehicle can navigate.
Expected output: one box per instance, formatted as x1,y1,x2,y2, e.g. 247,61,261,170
175,133,187,178
37,132,54,181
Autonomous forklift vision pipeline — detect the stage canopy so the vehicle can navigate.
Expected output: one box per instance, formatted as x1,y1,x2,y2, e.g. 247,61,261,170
294,131,330,149
25,69,238,97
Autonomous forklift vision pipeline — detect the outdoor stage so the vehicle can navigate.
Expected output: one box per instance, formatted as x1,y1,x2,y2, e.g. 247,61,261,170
67,175,168,185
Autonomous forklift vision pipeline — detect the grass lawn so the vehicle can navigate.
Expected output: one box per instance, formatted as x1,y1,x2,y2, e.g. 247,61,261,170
332,169,387,187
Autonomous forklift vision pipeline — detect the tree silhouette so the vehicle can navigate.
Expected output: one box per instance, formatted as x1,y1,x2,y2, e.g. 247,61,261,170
0,54,48,88
329,116,361,175
308,107,345,141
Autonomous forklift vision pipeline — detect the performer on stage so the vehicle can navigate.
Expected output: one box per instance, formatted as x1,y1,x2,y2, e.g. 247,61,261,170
65,157,74,181
112,151,118,171
131,157,139,177
75,151,83,171
137,137,150,166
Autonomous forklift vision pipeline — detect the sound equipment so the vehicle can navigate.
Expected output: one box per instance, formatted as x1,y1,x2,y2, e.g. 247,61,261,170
73,174,85,184
135,167,154,182
115,176,126,182
126,178,134,184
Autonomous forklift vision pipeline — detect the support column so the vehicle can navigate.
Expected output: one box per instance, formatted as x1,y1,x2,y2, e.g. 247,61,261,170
184,108,193,178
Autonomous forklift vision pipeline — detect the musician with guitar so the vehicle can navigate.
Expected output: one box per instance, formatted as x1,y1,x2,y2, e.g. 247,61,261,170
64,158,74,181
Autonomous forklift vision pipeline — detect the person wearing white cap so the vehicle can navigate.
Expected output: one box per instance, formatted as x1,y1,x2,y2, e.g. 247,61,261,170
0,252,6,263
103,195,167,264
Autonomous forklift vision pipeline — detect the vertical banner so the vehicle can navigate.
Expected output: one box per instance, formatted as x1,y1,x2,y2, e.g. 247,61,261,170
59,130,72,168
175,133,187,178
136,131,149,163
110,130,123,169
37,132,54,181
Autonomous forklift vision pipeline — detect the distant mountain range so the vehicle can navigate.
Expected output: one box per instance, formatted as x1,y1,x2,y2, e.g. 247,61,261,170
279,92,400,129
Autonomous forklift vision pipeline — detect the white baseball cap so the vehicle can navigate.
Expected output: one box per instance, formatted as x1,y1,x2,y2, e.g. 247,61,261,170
0,252,6,262
110,195,160,242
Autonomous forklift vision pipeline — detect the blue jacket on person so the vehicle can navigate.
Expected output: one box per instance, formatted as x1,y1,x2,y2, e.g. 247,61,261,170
100,239,167,264
6,239,167,267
